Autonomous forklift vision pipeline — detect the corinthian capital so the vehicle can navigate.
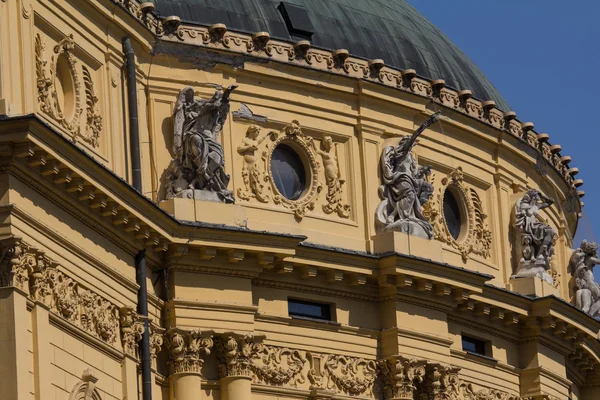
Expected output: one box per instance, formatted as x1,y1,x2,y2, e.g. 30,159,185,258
379,356,426,400
119,306,145,357
214,332,265,378
167,329,214,375
426,363,461,400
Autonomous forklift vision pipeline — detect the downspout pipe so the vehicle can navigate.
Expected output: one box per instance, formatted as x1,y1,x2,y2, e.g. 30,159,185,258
123,37,151,400
123,37,142,193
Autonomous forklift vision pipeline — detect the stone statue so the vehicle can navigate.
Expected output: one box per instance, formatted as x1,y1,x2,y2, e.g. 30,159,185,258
569,240,600,317
164,85,237,203
375,112,439,238
512,189,556,283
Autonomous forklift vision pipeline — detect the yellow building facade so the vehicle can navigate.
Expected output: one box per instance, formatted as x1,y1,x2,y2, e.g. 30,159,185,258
0,1,598,400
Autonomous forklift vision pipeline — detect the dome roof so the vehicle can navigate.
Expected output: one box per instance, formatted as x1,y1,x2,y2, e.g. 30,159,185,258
153,0,509,111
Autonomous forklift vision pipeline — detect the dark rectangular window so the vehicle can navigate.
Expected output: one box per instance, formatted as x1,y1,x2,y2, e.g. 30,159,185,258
461,335,487,356
288,299,331,321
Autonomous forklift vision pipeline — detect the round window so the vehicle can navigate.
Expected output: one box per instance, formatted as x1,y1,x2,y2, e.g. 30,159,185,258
443,189,462,240
271,144,306,200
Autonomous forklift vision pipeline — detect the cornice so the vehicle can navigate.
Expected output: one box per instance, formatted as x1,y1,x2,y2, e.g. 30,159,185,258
108,0,582,217
252,278,377,302
449,348,520,376
382,326,454,347
172,298,258,315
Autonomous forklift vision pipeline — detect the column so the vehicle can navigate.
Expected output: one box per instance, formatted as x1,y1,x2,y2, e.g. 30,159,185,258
167,329,213,400
215,333,264,400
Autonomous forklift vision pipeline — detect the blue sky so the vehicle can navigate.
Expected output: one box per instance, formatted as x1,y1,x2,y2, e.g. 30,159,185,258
408,1,600,279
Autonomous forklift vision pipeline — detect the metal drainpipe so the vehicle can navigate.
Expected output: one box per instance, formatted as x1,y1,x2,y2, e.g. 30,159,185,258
123,37,152,400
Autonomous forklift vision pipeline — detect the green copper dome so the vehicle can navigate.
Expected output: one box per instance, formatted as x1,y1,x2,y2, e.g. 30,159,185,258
152,0,510,110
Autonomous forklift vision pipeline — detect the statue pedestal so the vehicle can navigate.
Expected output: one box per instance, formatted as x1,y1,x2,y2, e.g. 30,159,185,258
372,231,442,261
159,198,247,227
509,276,559,298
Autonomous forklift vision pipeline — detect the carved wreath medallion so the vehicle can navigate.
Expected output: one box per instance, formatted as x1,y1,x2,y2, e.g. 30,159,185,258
237,120,323,220
35,33,102,147
422,167,492,262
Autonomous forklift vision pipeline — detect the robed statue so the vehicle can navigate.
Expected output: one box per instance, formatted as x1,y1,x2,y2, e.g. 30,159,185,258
512,189,556,283
164,85,237,203
375,112,440,238
569,240,600,318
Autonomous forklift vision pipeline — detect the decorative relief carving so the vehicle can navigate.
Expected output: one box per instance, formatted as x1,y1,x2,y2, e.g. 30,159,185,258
119,306,144,357
313,136,351,218
0,238,121,347
237,120,324,220
68,369,101,400
379,356,426,399
35,33,101,148
375,113,439,238
422,167,492,262
149,321,165,362
164,85,237,203
512,189,556,284
236,125,276,203
569,240,600,318
81,66,102,147
323,355,377,396
167,329,214,374
252,345,307,386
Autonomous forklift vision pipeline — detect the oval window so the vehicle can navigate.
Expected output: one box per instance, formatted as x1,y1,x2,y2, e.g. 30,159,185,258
54,54,75,119
443,189,462,240
271,144,306,200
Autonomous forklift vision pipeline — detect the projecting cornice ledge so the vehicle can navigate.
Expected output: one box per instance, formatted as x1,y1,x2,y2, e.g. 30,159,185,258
0,115,306,258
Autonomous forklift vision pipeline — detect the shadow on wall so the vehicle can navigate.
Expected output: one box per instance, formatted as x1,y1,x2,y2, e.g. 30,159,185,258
156,114,174,202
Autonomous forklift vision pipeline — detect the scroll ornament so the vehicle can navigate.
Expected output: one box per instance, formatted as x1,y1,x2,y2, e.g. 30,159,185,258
375,112,440,238
68,369,101,400
422,167,492,262
569,240,600,318
164,85,237,203
512,189,556,284
35,33,102,147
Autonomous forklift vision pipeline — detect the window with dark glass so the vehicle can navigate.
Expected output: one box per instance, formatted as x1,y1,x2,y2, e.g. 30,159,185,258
288,299,331,321
461,334,487,356
271,144,306,200
443,189,462,240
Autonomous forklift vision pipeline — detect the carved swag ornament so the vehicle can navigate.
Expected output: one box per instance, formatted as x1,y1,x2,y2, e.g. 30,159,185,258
375,112,439,238
164,85,237,203
35,33,102,147
422,167,492,262
512,189,556,284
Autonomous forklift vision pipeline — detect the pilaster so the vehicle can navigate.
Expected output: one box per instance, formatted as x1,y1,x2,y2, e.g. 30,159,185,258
32,301,52,400
0,287,32,399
